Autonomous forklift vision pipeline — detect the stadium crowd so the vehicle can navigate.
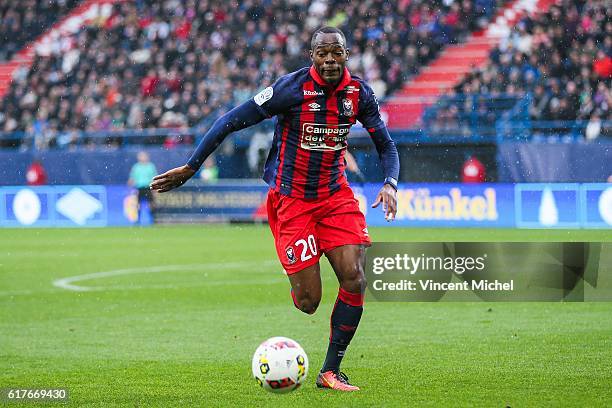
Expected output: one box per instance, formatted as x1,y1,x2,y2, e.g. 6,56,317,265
0,0,503,149
0,0,79,62
433,0,611,138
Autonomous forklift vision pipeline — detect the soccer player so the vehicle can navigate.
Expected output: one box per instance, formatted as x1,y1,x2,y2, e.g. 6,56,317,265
150,26,399,391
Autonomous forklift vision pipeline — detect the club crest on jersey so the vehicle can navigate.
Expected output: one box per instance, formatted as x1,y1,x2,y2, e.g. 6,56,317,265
286,247,297,264
342,98,354,116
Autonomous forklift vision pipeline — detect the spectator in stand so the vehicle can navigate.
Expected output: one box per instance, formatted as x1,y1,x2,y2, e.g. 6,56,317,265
446,0,611,138
529,84,549,121
0,0,79,61
585,111,602,140
0,0,507,149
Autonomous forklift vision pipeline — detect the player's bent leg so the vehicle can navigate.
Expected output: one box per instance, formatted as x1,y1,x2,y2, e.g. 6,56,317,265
326,244,367,294
288,263,322,315
315,244,366,391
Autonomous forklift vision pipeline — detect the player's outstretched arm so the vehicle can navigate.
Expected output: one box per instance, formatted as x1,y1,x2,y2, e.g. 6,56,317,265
150,100,267,193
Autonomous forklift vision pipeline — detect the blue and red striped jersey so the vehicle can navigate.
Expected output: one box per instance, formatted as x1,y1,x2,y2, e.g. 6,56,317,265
254,66,385,199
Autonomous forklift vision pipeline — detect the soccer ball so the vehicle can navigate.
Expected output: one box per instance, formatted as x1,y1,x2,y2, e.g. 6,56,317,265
252,336,309,393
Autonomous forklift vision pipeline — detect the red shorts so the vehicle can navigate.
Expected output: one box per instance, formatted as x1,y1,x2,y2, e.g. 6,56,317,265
267,184,371,274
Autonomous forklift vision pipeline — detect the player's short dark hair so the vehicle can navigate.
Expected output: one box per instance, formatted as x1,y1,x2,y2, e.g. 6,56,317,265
311,26,347,50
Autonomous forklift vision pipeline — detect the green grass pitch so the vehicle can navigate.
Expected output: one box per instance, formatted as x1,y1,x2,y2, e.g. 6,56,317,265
1,226,611,407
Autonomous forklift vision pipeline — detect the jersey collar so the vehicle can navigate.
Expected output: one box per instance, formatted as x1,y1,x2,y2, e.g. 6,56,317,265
309,65,352,92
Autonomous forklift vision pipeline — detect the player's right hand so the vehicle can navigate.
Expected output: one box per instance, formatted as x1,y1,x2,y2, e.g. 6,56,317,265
150,165,196,193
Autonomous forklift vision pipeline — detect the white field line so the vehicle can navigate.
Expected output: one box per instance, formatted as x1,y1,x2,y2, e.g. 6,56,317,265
51,260,280,292
0,289,41,297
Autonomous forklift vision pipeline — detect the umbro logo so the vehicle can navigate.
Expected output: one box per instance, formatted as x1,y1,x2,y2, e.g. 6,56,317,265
308,102,321,111
304,90,325,96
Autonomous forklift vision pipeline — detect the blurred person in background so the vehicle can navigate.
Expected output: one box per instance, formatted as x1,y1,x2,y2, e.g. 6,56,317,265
461,155,486,183
247,125,274,176
199,156,219,184
344,150,366,184
585,111,602,141
128,151,158,223
25,159,47,185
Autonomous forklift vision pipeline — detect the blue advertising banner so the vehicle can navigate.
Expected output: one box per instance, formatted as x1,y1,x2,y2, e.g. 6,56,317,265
0,182,610,228
0,185,135,227
153,182,270,222
515,184,581,228
357,184,516,228
3,187,55,227
106,185,140,226
581,184,612,229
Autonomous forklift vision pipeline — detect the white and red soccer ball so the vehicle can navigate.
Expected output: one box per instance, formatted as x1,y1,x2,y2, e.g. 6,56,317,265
252,336,309,393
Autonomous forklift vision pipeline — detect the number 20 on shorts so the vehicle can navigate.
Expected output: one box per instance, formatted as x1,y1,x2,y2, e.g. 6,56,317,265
295,235,317,262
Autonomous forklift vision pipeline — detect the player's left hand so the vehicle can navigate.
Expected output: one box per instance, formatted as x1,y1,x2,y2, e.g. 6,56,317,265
372,184,397,222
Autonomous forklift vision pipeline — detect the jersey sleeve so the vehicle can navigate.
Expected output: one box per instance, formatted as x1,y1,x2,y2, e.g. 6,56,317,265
186,100,267,170
252,74,300,117
357,82,385,131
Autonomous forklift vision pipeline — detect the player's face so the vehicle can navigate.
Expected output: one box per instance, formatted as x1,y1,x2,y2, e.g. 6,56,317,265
310,33,349,85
